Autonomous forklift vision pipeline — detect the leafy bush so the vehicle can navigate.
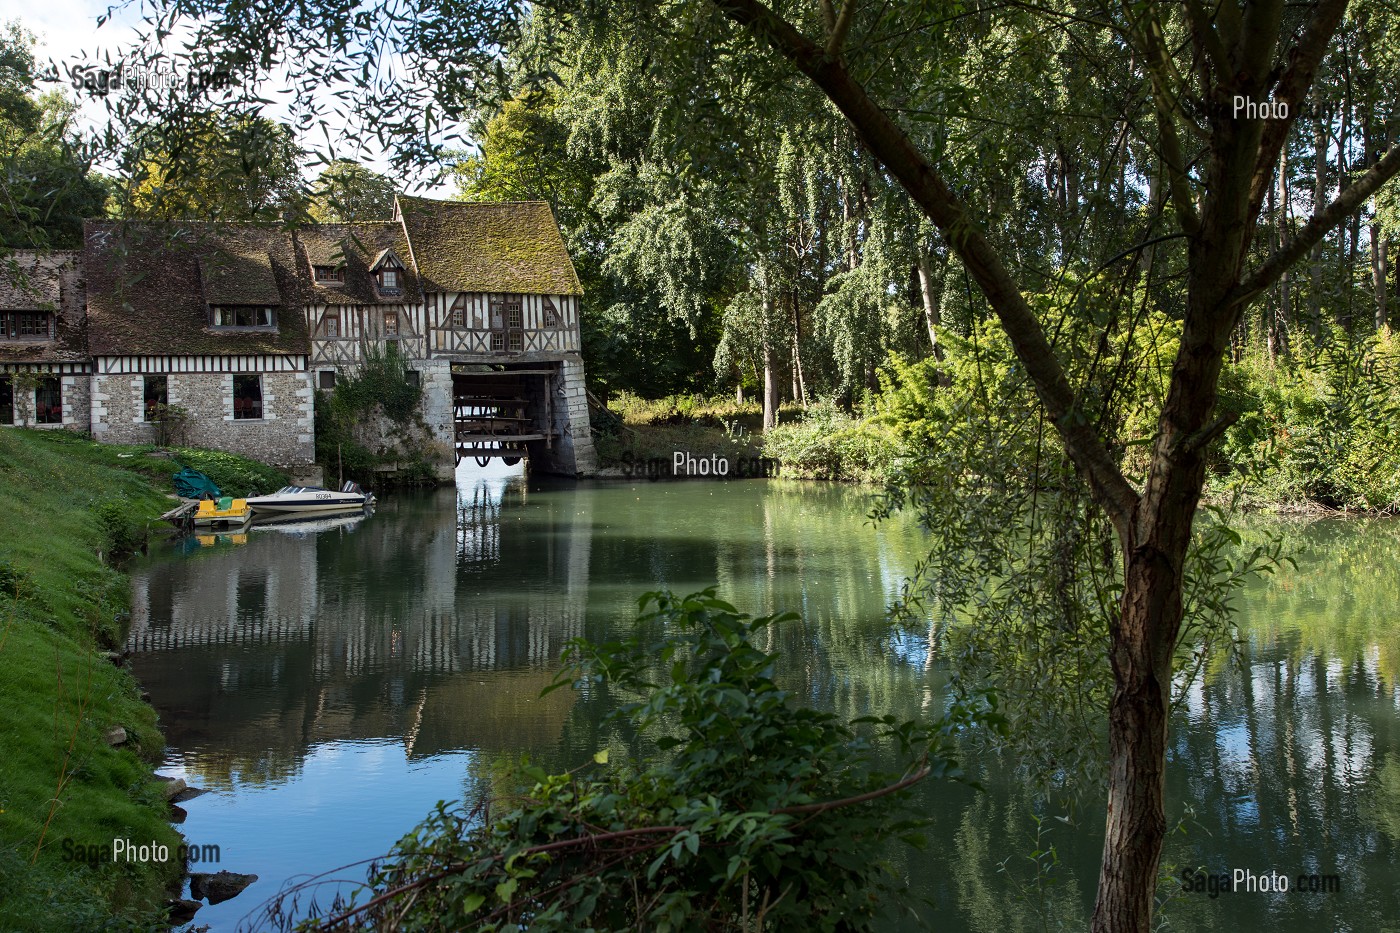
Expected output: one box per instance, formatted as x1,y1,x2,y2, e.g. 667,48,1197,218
762,399,903,482
283,590,988,932
315,343,434,485
1215,330,1400,510
95,498,148,558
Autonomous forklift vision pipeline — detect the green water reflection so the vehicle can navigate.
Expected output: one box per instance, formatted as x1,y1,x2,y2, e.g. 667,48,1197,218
126,469,1400,931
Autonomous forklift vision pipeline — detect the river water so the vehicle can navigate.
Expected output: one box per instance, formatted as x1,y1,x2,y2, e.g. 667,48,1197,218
125,463,1400,931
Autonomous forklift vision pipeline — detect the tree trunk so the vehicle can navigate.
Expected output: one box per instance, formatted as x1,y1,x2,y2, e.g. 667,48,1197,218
791,289,807,405
1374,224,1389,329
1311,116,1328,335
915,249,946,362
761,330,778,432
1276,148,1291,358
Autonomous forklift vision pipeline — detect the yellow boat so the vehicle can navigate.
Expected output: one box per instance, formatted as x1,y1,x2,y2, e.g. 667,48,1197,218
193,496,252,528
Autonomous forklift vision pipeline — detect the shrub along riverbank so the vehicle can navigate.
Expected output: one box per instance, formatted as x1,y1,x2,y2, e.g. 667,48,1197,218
0,430,285,930
599,329,1400,513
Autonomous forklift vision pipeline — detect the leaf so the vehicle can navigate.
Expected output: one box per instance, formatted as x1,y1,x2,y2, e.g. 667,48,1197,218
593,749,609,765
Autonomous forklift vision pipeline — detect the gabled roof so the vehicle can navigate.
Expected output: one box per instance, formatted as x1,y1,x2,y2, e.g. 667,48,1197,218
394,196,582,296
294,222,419,305
84,222,310,357
0,250,87,364
368,248,403,271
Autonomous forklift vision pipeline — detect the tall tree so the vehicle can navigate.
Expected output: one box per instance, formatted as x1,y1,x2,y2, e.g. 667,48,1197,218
115,113,305,221
308,160,396,222
0,21,108,247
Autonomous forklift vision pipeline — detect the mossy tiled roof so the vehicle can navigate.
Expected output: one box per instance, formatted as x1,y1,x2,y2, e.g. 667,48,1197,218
0,250,88,363
294,223,418,305
84,222,311,356
395,196,582,296
197,251,282,306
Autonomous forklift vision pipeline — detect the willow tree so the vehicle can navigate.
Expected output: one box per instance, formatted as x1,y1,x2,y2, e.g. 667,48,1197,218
100,1,1400,930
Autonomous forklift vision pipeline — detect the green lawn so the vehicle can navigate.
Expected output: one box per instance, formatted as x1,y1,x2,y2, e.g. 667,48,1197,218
0,429,280,930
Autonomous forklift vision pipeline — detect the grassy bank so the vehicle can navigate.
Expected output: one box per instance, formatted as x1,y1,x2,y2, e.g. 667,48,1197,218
592,393,901,484
593,392,767,472
0,430,282,930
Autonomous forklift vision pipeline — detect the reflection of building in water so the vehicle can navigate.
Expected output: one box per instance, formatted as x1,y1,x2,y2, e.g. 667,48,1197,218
124,482,593,777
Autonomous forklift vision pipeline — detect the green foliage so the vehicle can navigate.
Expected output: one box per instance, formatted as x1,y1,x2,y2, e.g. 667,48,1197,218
1215,330,1400,511
308,159,396,222
0,22,108,248
115,112,305,222
171,446,289,497
289,589,989,932
94,498,149,557
315,343,432,484
762,399,903,483
29,429,289,497
869,303,1280,788
593,393,764,469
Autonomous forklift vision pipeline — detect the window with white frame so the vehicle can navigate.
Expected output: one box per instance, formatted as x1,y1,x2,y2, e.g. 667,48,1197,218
212,306,275,328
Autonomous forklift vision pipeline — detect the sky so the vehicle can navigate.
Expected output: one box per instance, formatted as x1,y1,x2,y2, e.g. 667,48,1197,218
0,0,457,194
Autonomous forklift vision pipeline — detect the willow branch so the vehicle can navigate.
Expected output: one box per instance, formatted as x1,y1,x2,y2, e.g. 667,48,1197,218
826,0,857,57
712,0,1141,532
1122,1,1201,233
774,764,931,816
1180,0,1229,76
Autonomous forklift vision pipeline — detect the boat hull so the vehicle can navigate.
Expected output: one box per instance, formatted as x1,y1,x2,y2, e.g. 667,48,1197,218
245,496,368,513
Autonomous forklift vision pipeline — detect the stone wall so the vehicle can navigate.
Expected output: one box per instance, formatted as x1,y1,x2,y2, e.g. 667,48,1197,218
526,356,597,476
417,359,457,481
92,370,315,468
1,368,90,433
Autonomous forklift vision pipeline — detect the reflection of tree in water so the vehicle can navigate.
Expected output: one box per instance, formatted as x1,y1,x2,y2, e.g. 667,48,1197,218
951,784,1090,933
1369,755,1400,844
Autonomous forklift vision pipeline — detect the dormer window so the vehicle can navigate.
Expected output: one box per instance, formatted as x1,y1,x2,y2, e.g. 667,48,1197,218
1,311,55,340
212,306,276,329
314,265,345,284
370,250,405,295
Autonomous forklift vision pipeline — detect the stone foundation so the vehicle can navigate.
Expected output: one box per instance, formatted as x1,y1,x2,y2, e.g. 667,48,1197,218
526,357,597,476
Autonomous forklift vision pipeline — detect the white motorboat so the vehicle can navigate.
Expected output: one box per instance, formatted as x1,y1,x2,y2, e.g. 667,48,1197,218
245,481,374,514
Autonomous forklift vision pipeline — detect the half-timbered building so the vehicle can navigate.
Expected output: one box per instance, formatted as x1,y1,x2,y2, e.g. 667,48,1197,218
83,222,316,467
0,251,90,429
0,195,596,478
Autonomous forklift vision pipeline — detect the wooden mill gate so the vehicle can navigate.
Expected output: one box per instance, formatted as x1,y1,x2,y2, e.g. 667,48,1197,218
451,364,558,467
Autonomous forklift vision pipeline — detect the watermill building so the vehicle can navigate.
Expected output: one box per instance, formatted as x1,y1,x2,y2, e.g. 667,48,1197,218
0,196,597,479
